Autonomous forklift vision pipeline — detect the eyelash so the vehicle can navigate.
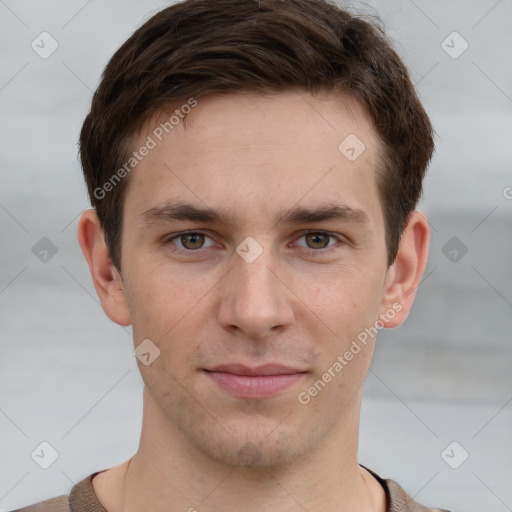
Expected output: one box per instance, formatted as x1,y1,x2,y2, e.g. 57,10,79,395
164,230,345,257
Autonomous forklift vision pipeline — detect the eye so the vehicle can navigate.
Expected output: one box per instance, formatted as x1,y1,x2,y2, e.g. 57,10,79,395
294,231,343,253
168,232,217,251
301,232,334,249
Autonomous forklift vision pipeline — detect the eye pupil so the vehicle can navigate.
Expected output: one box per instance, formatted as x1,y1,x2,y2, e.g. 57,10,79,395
181,233,204,249
305,233,329,249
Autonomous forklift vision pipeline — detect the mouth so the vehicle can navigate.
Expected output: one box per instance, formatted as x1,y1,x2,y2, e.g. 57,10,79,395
203,363,307,399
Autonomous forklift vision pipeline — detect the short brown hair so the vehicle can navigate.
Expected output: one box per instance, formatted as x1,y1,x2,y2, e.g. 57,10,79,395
79,0,434,271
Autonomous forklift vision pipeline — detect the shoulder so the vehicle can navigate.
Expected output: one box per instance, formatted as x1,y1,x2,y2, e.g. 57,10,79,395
385,478,452,512
7,472,105,512
7,495,69,512
361,465,452,512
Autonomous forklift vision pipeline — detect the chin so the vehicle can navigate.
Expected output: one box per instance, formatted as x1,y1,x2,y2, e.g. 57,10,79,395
148,378,336,470
184,417,322,471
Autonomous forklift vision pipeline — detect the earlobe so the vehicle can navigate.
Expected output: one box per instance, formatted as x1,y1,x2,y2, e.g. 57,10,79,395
379,210,430,328
77,209,131,326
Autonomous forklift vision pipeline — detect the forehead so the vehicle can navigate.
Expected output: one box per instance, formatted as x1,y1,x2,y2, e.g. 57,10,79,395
123,91,383,227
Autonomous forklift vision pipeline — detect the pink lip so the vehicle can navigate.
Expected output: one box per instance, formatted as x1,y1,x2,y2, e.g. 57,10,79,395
204,364,306,399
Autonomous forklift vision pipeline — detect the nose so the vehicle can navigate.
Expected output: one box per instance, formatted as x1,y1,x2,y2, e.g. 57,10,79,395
216,247,295,339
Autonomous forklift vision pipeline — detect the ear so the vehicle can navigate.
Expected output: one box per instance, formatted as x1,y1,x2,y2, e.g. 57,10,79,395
77,209,131,326
378,210,430,328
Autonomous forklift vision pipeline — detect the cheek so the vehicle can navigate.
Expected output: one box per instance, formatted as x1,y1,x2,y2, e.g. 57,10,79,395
294,266,383,327
292,269,384,389
123,264,189,343
126,268,215,373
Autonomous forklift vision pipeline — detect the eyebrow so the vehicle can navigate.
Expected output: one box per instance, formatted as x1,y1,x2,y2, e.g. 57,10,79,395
139,201,370,228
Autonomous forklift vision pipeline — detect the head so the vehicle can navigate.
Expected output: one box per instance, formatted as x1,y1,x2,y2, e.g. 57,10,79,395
78,0,433,470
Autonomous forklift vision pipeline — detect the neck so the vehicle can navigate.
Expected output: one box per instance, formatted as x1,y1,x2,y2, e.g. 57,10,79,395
95,389,385,512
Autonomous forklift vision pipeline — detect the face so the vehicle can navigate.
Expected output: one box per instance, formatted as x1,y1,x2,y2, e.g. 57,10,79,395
118,91,394,469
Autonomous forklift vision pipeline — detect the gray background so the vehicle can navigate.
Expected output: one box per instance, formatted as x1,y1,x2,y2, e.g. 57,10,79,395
1,1,511,510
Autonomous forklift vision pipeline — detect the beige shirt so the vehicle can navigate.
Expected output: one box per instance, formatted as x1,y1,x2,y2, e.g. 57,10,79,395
9,467,451,512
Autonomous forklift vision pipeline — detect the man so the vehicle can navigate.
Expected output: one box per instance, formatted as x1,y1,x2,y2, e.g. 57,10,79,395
12,0,450,510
